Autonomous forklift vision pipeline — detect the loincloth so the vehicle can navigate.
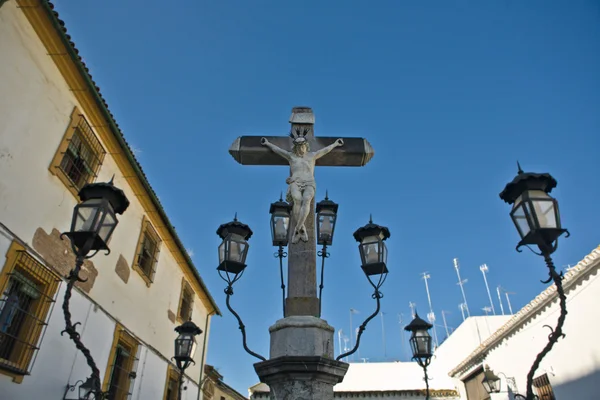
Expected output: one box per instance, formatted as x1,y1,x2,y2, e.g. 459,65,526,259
285,178,316,203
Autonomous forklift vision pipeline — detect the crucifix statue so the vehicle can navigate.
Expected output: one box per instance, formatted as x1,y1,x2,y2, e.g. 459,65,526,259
229,106,374,317
261,132,344,243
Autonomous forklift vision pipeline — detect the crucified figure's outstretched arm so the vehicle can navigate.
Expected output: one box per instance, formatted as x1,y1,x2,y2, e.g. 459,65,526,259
261,137,291,160
314,138,344,159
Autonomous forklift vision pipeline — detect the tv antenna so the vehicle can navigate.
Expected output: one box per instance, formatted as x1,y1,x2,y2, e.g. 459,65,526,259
479,264,496,315
503,288,516,315
398,313,408,360
421,272,439,348
482,306,492,316
459,303,467,321
496,286,505,315
453,258,470,317
409,301,416,319
441,310,451,338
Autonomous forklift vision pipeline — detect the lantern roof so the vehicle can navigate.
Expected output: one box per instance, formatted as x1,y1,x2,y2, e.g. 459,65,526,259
269,194,292,214
353,215,391,243
78,177,130,214
175,320,203,336
404,312,433,332
499,162,557,205
482,366,500,382
316,191,339,214
216,214,253,240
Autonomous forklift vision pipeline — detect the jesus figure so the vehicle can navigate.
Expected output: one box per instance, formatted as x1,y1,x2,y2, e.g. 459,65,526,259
261,133,344,243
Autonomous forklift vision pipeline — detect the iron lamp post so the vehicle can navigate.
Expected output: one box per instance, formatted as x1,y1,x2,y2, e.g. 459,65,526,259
61,178,129,399
269,196,292,316
337,216,390,361
215,216,266,362
173,320,203,400
405,313,433,400
315,192,339,314
499,163,569,400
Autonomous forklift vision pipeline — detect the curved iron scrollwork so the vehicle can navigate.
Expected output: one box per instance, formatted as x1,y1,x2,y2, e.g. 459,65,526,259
336,290,382,361
61,237,106,399
224,286,267,362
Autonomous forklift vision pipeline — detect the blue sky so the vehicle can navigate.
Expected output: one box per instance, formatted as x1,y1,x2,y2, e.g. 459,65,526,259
53,0,599,394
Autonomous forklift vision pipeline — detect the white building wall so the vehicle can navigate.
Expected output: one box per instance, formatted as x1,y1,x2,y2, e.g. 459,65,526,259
451,248,600,400
0,1,213,397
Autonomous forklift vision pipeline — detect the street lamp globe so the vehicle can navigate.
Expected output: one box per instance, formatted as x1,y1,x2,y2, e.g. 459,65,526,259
404,313,433,367
173,320,203,371
216,215,253,285
481,366,502,394
316,192,339,246
269,196,292,247
499,163,567,253
64,178,129,254
353,216,391,278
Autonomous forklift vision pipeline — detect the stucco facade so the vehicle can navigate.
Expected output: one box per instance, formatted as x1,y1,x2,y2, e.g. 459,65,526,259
449,245,600,400
0,1,219,398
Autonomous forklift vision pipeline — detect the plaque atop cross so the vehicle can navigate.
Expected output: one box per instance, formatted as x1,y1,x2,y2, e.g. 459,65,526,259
229,107,375,317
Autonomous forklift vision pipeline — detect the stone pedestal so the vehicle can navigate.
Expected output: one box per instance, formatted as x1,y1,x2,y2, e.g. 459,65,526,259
254,316,348,399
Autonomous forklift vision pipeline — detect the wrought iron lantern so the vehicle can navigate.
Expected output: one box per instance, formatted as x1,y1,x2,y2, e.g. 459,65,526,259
269,195,292,247
353,216,391,278
404,313,433,366
499,163,567,253
78,376,97,400
173,320,203,371
316,192,339,246
216,215,253,285
63,178,130,254
481,366,502,394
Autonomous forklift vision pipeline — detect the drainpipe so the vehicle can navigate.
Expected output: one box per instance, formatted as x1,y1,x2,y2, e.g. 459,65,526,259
197,310,216,400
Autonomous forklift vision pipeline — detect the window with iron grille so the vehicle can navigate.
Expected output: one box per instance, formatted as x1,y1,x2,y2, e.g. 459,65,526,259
104,328,140,400
533,374,556,400
50,107,106,196
132,217,161,286
178,280,194,322
0,242,61,377
163,366,180,400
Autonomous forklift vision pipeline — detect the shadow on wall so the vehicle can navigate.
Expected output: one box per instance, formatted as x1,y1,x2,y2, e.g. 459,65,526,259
553,367,600,400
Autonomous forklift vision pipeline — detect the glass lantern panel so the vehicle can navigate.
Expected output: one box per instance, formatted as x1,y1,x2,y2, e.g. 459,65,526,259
74,199,104,232
218,241,226,264
529,190,558,229
98,209,117,244
414,329,432,355
189,336,198,359
228,234,247,263
272,215,289,242
176,334,193,358
318,213,335,242
362,236,381,265
380,241,388,264
511,199,531,239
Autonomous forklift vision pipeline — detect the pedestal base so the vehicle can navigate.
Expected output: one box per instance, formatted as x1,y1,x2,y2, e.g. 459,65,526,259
254,356,348,400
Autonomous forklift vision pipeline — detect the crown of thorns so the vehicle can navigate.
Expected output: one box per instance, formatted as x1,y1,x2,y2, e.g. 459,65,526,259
290,127,310,145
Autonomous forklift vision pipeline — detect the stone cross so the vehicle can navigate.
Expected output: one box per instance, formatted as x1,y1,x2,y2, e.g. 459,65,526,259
229,107,374,317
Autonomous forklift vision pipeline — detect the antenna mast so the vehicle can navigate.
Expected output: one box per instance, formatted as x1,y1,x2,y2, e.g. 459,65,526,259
482,306,492,316
421,272,439,348
496,286,505,315
459,303,466,321
409,302,416,319
380,311,387,358
337,329,343,359
504,289,516,314
453,258,471,317
398,313,408,360
479,264,496,315
441,310,451,338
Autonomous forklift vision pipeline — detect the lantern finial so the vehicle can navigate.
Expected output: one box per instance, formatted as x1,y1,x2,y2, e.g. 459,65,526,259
108,174,115,185
369,214,373,224
325,189,329,200
517,161,523,174
234,212,238,222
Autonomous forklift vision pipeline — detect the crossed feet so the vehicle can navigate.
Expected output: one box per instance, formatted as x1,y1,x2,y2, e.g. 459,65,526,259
292,224,309,243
